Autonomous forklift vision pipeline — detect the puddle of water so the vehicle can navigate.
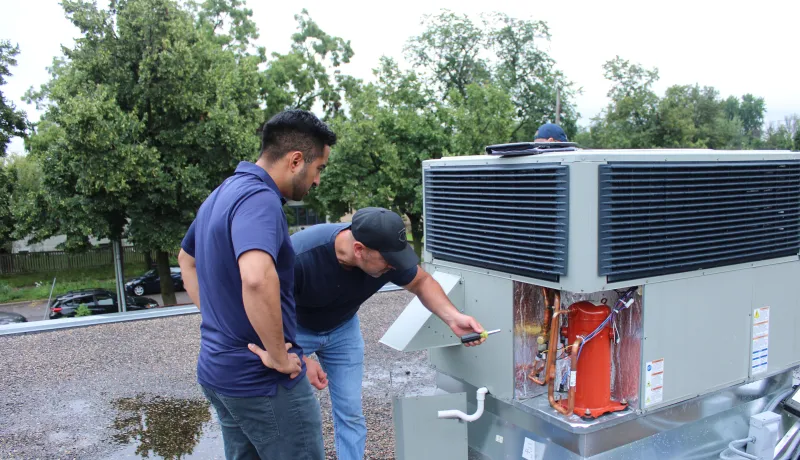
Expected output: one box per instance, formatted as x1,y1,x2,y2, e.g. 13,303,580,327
108,394,215,459
108,430,224,460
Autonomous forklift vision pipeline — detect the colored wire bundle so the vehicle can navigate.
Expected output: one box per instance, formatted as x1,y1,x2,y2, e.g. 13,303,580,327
576,287,638,360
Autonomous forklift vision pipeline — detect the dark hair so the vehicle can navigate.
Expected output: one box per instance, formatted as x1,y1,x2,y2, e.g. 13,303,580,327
259,110,337,164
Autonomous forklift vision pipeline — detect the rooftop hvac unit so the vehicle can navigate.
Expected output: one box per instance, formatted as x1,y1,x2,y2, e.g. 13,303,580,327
382,146,800,460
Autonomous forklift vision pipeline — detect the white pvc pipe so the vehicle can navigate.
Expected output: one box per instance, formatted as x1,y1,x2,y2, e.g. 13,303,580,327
776,422,800,459
438,387,489,422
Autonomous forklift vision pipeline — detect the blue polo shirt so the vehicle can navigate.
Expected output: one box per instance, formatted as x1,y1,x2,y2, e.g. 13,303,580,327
181,161,305,397
292,223,418,332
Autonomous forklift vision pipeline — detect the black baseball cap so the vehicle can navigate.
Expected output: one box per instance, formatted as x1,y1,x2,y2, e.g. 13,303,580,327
351,207,419,272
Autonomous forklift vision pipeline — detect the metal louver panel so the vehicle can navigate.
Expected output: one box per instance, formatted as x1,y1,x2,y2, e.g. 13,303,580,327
599,161,800,282
424,163,569,281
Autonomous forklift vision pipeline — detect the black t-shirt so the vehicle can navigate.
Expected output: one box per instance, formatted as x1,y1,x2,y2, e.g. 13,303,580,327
291,223,418,332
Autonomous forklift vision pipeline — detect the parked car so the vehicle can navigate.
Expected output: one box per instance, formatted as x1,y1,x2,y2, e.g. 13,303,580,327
0,311,28,325
48,288,159,319
125,267,184,296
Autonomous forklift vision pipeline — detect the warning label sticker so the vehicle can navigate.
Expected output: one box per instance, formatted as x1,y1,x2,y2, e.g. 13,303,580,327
644,358,664,407
752,307,770,375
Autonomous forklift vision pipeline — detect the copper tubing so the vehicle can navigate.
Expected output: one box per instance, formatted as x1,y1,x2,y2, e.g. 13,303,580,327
543,293,564,380
542,306,568,385
545,310,571,415
552,337,583,417
547,359,569,415
541,287,552,336
527,360,546,385
530,291,562,386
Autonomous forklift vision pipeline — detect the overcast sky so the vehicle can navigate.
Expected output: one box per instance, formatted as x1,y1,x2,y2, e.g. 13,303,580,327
2,0,799,155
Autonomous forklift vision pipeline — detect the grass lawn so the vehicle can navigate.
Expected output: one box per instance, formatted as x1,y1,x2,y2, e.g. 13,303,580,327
0,264,150,304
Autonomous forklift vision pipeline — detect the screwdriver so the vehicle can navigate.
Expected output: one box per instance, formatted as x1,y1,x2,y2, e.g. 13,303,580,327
461,329,501,343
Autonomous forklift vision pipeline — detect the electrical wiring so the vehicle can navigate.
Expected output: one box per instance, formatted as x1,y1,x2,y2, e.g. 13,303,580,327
576,287,638,360
524,287,639,386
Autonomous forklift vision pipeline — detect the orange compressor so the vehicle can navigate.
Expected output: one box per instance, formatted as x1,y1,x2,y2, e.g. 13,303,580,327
562,301,627,418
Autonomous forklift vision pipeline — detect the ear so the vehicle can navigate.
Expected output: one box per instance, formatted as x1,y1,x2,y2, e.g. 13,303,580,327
287,150,304,172
353,241,366,258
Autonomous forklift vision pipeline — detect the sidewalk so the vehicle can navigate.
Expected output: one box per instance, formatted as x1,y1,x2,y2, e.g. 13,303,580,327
0,300,47,321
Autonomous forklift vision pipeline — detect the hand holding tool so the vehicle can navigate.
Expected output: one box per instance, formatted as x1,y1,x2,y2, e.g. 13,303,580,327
461,329,501,343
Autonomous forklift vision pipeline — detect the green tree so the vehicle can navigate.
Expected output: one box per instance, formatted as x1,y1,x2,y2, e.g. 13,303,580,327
448,83,515,155
763,115,799,150
7,153,42,193
1,154,44,253
739,93,766,142
405,10,489,100
313,59,440,255
488,13,578,140
712,115,746,150
794,124,800,151
406,10,575,143
722,95,740,121
588,56,660,149
0,159,13,252
719,93,766,148
0,41,29,252
572,126,593,147
763,124,794,150
194,0,259,53
656,85,741,149
23,0,262,305
0,41,28,156
312,58,514,256
656,85,699,147
585,57,765,151
261,9,355,120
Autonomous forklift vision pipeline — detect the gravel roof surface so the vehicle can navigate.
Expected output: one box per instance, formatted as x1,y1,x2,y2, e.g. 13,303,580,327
0,290,432,459
2,289,798,460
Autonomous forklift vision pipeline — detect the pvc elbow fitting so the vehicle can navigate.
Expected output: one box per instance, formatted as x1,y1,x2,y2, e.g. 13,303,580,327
438,387,489,422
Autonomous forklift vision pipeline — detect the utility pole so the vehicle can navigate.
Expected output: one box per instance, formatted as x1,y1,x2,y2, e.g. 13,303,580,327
555,86,561,125
113,240,127,312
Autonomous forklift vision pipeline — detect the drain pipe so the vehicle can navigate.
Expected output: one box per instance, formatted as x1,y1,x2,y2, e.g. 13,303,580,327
438,388,489,422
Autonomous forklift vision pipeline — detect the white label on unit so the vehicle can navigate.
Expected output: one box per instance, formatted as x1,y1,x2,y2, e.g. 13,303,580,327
644,358,665,407
521,437,537,460
570,371,577,387
495,435,503,444
752,307,770,375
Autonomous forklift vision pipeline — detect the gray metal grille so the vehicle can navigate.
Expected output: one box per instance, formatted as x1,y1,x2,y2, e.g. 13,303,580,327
599,161,800,282
424,164,569,281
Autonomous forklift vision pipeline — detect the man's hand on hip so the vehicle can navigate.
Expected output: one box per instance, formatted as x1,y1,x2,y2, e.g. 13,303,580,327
304,356,328,390
247,342,302,378
447,314,486,347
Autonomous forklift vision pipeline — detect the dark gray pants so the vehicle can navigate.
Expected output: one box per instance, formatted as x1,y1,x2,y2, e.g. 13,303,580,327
201,379,324,460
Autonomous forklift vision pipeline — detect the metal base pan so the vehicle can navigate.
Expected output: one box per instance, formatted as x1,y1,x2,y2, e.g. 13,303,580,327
436,369,797,459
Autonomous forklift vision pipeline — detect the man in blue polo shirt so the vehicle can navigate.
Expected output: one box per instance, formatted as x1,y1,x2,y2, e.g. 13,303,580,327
250,207,487,460
177,109,336,460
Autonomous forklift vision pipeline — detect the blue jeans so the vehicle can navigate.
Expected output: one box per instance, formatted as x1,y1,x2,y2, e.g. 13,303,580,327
296,314,366,460
201,379,324,460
